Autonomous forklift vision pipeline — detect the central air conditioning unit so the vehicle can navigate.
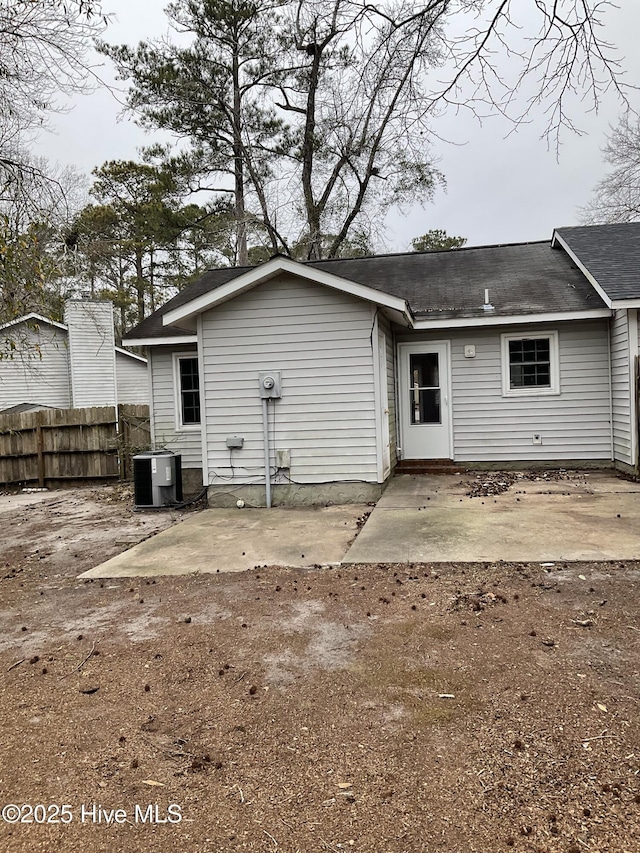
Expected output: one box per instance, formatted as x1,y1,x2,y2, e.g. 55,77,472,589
133,450,183,508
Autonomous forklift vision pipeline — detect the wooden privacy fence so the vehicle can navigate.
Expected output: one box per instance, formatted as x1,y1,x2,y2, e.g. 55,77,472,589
0,404,151,487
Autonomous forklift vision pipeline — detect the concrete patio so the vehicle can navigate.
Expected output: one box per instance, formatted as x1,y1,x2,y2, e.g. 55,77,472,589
79,470,640,578
79,503,368,578
343,470,640,564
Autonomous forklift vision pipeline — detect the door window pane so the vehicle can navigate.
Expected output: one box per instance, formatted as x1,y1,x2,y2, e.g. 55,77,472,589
409,352,441,424
410,352,439,388
411,388,441,424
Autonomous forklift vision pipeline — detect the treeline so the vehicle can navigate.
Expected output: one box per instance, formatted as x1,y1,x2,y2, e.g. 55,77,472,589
0,1,628,339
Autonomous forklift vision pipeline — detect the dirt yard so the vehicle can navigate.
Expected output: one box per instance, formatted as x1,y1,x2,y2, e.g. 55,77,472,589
0,485,639,853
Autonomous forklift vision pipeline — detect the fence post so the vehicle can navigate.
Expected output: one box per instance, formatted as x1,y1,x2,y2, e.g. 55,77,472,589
117,404,124,481
35,411,45,488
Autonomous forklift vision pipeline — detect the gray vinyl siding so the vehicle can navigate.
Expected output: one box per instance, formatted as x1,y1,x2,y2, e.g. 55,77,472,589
149,345,203,468
378,312,397,469
0,323,70,411
611,309,632,464
65,301,117,407
200,275,378,485
398,320,612,462
115,351,149,404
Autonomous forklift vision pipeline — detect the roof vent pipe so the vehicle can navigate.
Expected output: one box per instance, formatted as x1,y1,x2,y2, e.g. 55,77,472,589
483,288,494,312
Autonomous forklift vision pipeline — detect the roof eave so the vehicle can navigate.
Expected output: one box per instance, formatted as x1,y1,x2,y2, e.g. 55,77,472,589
114,346,148,363
610,298,640,309
121,334,198,347
412,308,612,330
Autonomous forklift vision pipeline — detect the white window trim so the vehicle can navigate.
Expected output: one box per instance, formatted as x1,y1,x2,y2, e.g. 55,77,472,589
501,331,560,397
172,351,201,431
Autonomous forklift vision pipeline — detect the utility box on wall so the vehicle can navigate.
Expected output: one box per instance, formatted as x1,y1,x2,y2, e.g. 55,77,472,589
276,449,291,469
133,450,183,508
258,371,282,399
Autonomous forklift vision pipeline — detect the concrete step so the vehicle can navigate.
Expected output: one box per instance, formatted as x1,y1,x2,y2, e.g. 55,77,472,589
396,459,462,475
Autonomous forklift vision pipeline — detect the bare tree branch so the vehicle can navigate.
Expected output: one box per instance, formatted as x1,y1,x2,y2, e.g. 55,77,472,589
100,0,630,262
581,113,640,223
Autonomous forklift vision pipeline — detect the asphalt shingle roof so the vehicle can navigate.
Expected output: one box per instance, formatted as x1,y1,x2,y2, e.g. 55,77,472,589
126,239,606,340
310,242,601,318
127,267,248,340
555,223,640,301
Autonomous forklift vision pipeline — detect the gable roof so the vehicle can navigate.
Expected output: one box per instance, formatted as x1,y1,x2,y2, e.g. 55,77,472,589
553,223,640,305
0,402,57,414
162,256,412,330
0,313,67,334
125,238,607,343
0,312,147,364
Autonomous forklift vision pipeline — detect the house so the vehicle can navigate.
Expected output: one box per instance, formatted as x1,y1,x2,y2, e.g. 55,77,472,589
0,300,149,413
123,223,640,505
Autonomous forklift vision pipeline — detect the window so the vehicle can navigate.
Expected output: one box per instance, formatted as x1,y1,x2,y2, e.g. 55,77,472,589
174,354,201,428
501,332,559,396
509,338,550,388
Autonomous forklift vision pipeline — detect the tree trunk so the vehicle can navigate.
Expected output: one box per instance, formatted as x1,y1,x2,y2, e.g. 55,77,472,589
149,245,155,312
301,46,323,260
135,245,145,321
118,255,126,334
232,48,248,266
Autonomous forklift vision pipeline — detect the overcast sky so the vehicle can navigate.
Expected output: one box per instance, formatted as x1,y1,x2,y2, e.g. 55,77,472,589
33,0,640,252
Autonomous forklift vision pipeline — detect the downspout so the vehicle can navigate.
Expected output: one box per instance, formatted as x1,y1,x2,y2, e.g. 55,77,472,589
636,355,640,475
196,315,209,491
371,307,382,483
607,320,614,463
392,324,401,461
262,397,271,508
628,309,639,474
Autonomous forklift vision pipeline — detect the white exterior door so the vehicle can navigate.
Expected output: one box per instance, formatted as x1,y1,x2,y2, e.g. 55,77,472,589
399,342,452,459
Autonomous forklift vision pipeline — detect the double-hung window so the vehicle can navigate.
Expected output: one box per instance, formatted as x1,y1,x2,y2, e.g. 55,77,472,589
174,354,201,428
501,332,559,396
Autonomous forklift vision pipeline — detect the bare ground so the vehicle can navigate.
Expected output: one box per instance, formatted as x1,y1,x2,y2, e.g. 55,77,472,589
0,485,639,853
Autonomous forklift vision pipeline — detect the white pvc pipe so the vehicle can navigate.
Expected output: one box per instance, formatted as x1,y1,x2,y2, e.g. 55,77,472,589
262,397,271,508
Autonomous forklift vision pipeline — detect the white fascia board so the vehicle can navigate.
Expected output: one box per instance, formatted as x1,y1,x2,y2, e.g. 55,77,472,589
0,313,67,333
611,299,640,309
115,346,148,364
162,256,412,327
412,308,612,331
551,231,613,308
121,335,198,347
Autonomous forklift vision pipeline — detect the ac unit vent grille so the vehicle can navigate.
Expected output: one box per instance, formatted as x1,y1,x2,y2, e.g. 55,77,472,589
133,457,153,507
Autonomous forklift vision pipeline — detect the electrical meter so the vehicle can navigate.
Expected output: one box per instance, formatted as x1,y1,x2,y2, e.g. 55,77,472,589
258,371,281,399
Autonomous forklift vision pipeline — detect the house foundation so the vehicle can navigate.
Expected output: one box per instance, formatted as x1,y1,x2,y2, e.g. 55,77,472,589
206,481,384,508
